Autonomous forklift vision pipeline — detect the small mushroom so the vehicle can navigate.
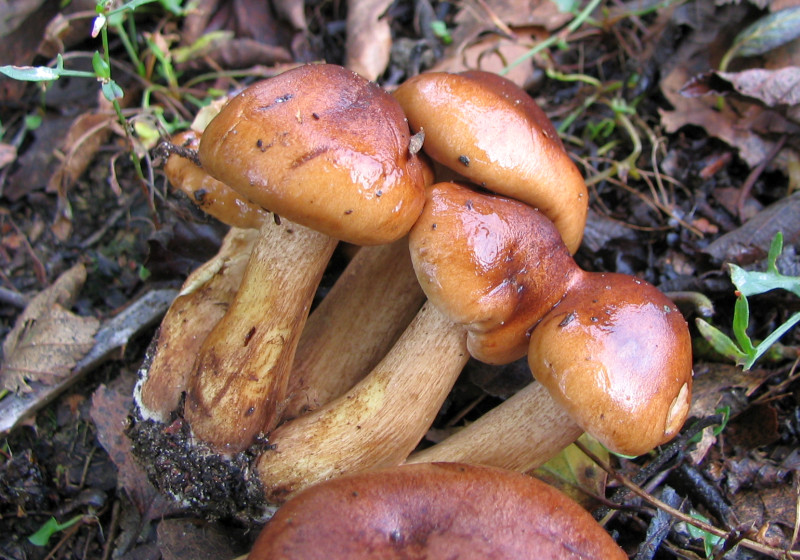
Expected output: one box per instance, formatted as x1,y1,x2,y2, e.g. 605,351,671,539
528,272,693,456
176,64,427,452
409,181,692,458
394,70,588,253
199,64,427,245
248,462,628,559
410,181,580,364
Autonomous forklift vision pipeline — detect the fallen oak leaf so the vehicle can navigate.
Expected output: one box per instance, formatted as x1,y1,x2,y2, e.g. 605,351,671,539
345,0,393,80
681,67,800,127
681,67,800,107
1,264,99,393
0,289,176,435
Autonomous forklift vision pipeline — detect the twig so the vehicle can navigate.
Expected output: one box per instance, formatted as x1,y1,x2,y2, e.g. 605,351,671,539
595,414,724,521
574,439,800,559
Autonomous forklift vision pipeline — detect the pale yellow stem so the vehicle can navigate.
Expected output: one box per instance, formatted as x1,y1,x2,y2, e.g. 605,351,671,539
184,220,337,453
406,381,583,472
135,227,258,422
256,303,469,503
283,239,425,418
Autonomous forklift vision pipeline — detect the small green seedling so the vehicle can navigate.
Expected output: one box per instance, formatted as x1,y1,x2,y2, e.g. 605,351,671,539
686,510,726,558
28,515,84,547
696,233,800,370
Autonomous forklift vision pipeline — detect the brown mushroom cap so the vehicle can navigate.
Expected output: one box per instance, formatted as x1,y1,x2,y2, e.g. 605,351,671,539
409,181,579,364
394,70,587,253
528,272,693,456
249,462,627,559
165,130,268,229
199,64,427,245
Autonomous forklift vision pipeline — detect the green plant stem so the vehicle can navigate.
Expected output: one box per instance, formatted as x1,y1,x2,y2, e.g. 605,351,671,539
501,0,604,75
583,109,642,186
113,23,145,76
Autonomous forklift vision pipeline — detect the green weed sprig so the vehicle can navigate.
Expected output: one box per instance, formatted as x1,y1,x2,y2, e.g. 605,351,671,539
696,233,800,370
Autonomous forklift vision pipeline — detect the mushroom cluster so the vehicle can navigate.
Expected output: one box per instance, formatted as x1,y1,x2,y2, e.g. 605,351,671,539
132,63,692,516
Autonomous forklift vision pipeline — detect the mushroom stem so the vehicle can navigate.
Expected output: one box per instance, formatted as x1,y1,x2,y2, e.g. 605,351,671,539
255,302,469,503
135,227,258,422
405,382,583,471
284,238,425,418
184,219,337,453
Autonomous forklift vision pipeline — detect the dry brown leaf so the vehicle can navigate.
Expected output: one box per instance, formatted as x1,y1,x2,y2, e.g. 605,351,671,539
0,142,16,169
689,362,773,419
702,190,800,264
428,0,569,87
91,377,183,521
47,111,114,196
657,10,800,170
345,0,393,80
430,34,540,88
0,264,99,393
660,63,780,168
717,66,800,106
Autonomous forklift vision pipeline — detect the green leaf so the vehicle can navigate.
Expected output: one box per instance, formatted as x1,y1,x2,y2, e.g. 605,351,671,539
101,80,124,101
744,312,800,369
25,114,43,130
0,64,60,82
551,0,579,13
687,510,725,557
694,319,748,363
731,295,755,355
28,515,83,547
766,231,783,274
92,52,111,79
732,7,800,58
430,21,453,45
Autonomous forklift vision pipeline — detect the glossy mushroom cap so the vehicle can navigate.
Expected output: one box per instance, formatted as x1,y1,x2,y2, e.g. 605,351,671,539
409,181,579,364
249,462,627,560
394,70,587,254
165,130,268,229
198,63,427,245
528,272,693,456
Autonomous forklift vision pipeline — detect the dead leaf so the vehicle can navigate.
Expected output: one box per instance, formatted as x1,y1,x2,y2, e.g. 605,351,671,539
345,0,393,80
157,518,250,560
1,264,99,393
0,142,16,169
47,111,115,196
689,362,773,419
702,190,800,264
717,66,800,106
660,65,780,168
681,67,800,129
431,0,568,86
430,34,541,89
91,377,183,521
657,8,800,170
0,289,176,436
530,433,609,510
